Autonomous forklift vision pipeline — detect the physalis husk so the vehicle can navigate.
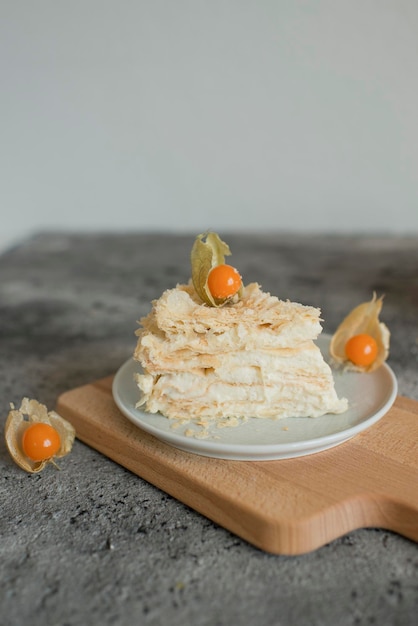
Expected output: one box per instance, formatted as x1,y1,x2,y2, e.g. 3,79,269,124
190,232,243,307
329,293,390,372
5,398,76,473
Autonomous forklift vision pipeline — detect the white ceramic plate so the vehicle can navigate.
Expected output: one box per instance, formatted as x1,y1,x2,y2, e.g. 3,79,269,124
112,335,397,461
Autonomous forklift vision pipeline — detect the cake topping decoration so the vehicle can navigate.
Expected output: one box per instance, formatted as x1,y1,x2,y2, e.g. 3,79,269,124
191,232,242,307
207,264,242,300
329,293,390,372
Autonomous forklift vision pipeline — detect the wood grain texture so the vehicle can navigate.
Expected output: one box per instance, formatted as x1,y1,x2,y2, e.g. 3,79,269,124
56,377,418,555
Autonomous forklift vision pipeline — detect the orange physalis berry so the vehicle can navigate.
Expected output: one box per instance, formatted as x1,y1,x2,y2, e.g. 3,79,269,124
207,264,242,300
345,333,378,367
22,422,61,461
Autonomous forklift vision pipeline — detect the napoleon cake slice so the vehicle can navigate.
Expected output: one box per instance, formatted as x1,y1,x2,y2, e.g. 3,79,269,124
134,280,348,422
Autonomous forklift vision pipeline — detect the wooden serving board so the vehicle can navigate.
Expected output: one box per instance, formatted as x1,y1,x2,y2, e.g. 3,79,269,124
56,377,418,555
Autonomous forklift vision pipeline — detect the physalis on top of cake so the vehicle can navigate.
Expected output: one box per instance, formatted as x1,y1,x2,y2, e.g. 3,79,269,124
191,231,243,307
134,232,348,423
329,293,390,373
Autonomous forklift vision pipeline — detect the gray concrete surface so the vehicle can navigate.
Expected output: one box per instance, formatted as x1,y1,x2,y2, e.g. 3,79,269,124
1,232,417,626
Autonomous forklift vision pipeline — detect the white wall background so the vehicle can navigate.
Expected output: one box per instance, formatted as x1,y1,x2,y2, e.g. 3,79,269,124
1,1,418,251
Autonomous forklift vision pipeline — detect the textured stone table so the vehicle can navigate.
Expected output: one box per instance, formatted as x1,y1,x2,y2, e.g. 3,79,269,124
1,232,417,626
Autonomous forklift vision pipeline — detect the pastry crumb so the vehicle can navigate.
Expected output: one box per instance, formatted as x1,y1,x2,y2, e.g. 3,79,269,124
184,428,210,439
216,417,241,429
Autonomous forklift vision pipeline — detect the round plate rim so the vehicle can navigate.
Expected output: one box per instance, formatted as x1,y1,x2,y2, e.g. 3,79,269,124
111,335,398,461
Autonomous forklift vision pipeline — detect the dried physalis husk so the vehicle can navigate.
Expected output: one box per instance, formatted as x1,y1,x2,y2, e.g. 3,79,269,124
190,231,243,307
329,293,390,372
4,398,76,473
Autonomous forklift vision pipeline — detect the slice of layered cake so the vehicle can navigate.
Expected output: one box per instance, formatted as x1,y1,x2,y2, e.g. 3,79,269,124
133,233,347,422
